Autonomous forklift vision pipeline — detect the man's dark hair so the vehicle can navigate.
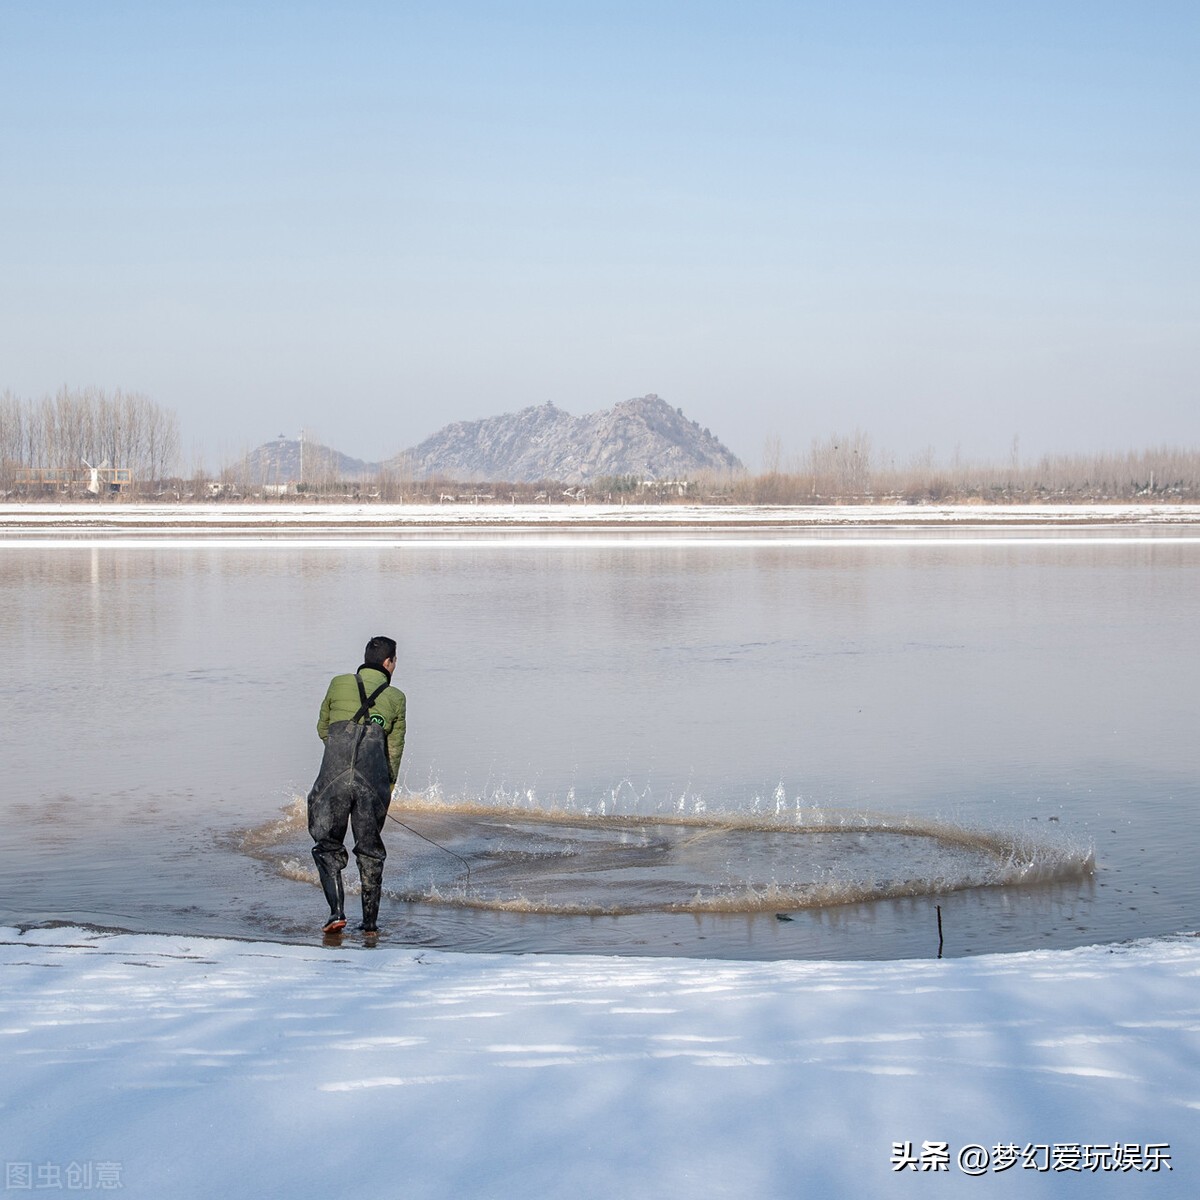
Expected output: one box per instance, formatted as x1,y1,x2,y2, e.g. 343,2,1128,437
363,636,397,669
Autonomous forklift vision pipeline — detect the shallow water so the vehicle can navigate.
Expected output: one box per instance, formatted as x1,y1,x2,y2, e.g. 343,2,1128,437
1,528,1197,958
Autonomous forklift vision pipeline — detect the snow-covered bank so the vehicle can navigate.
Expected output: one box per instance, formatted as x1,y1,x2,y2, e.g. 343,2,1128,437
3,500,1200,533
4,501,1199,551
2,926,1196,1198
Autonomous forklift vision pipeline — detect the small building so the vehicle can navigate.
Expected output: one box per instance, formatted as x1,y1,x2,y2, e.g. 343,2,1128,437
639,479,690,497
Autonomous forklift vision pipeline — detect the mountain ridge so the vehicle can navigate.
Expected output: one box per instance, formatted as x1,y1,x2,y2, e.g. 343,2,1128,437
238,395,743,485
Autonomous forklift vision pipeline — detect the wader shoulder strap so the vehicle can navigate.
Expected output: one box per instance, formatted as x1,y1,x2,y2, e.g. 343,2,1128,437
353,673,390,724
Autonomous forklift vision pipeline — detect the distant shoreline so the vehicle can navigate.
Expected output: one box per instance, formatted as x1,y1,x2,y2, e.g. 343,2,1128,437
3,501,1200,541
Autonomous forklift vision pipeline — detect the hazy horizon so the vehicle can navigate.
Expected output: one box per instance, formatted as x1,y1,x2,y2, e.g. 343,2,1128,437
2,2,1197,471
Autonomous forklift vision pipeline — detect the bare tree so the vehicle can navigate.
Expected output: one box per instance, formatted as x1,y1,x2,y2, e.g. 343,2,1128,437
809,429,872,498
0,387,180,494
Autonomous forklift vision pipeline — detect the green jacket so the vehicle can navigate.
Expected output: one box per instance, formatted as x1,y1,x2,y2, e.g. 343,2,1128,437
317,666,406,784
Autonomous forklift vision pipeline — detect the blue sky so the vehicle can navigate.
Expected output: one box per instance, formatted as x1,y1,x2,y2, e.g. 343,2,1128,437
2,1,1197,469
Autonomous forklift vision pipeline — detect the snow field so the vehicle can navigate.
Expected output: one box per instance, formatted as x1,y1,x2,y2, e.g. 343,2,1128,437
2,926,1198,1198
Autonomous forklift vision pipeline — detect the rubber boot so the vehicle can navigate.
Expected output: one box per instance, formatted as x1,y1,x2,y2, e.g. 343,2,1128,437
314,853,346,924
359,858,383,932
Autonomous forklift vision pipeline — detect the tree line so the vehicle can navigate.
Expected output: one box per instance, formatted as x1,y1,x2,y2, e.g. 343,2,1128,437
725,432,1200,504
0,388,179,493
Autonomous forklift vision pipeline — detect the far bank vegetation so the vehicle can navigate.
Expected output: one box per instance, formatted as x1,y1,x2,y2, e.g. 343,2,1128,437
726,432,1200,505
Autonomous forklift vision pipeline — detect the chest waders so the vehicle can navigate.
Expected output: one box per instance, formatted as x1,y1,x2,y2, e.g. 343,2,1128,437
308,675,393,932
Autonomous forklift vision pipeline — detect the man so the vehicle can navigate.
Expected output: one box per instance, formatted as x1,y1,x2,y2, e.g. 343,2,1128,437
308,636,406,938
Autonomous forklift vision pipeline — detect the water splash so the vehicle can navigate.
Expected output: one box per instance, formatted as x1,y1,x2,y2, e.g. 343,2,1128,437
237,782,1095,917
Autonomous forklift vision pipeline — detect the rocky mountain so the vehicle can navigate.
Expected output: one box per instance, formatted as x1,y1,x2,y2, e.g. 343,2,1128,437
238,437,373,486
236,395,742,485
392,395,742,483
